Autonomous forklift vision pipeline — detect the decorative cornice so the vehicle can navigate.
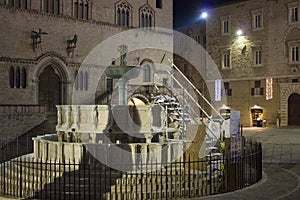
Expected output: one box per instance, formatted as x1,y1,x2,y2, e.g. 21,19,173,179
0,57,36,64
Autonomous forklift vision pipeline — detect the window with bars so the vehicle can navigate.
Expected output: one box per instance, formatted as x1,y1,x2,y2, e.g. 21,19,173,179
116,0,131,27
140,5,154,28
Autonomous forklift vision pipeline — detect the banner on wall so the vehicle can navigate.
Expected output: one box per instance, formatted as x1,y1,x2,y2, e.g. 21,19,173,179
230,110,240,137
266,78,273,100
215,79,221,101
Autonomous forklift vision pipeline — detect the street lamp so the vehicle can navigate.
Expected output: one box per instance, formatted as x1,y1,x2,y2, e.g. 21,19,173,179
237,29,243,36
201,12,208,19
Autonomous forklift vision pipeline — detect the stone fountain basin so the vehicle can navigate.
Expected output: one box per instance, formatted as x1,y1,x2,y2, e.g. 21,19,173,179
105,65,141,79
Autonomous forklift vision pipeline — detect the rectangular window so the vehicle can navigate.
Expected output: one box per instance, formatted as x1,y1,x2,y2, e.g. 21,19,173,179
290,7,299,23
223,20,229,33
291,46,299,62
251,80,264,96
255,50,262,65
251,9,263,29
223,82,232,96
223,52,230,68
156,0,162,9
255,14,261,28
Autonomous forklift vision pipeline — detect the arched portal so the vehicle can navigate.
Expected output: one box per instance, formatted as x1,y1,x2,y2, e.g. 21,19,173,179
38,66,61,111
33,54,71,109
288,93,300,126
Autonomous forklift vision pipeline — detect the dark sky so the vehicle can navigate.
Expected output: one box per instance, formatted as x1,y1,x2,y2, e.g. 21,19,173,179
173,0,233,28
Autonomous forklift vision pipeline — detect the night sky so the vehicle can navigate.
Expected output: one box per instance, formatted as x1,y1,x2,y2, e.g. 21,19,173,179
173,0,237,28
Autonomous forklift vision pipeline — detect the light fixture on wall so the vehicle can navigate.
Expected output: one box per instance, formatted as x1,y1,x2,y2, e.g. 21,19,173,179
236,29,243,36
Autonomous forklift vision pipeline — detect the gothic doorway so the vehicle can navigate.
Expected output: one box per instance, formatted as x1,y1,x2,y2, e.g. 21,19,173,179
38,66,61,111
288,93,300,126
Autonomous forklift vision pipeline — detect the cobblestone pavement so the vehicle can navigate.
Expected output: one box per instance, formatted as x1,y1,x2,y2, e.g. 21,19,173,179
194,126,300,200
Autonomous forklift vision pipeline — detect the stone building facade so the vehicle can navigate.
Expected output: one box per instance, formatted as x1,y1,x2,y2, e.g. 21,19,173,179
177,0,300,127
0,0,173,110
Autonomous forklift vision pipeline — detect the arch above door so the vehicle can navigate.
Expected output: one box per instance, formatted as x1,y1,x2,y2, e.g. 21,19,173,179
280,83,300,126
33,55,71,107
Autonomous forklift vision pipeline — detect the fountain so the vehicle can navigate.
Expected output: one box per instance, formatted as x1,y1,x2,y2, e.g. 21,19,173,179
32,45,194,165
105,44,141,105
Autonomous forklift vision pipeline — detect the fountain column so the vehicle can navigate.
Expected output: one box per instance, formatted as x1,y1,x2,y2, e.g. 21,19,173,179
118,78,128,105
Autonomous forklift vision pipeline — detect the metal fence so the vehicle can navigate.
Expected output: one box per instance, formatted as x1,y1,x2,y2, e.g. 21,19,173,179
0,138,262,200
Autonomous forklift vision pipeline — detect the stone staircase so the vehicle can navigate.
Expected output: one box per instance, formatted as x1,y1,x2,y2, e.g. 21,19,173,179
0,113,57,162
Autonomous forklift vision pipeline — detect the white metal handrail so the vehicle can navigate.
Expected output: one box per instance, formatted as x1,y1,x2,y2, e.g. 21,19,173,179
168,59,224,124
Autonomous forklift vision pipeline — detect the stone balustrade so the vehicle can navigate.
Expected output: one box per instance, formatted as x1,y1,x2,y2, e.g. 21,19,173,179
32,133,184,165
56,105,165,143
33,134,84,164
56,105,111,133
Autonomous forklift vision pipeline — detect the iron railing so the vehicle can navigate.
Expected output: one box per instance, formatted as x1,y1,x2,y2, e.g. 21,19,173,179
0,138,262,200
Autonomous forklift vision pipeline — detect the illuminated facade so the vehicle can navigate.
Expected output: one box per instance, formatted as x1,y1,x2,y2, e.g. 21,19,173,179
178,0,300,127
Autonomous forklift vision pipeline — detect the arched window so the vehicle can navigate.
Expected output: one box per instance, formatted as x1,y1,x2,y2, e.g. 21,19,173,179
74,71,79,90
74,0,89,19
9,66,14,88
79,71,83,90
116,8,121,25
43,0,60,15
140,5,154,28
143,64,151,82
21,67,26,88
16,66,20,88
116,0,131,27
84,71,88,91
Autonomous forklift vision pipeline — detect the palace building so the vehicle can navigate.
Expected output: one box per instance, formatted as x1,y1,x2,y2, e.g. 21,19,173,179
177,0,300,127
0,0,173,110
